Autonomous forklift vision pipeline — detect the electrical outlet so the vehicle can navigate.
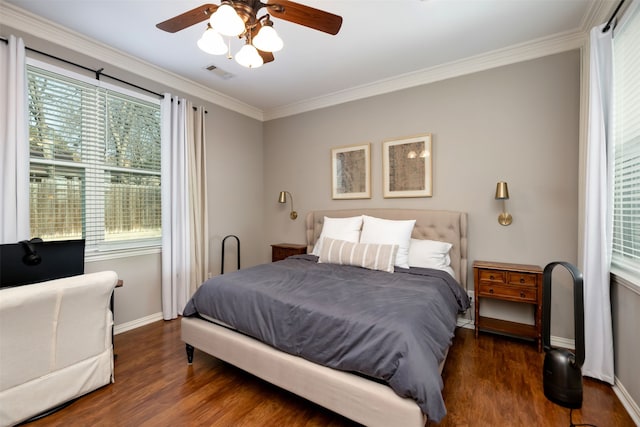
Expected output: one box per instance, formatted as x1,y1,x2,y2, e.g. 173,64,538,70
467,290,474,303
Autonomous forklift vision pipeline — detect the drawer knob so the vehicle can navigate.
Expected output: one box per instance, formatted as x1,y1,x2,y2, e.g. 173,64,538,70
520,278,525,283
520,292,526,298
489,275,495,280
489,288,494,294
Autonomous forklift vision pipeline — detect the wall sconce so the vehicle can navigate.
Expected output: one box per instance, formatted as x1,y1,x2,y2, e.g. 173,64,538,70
278,191,298,220
495,181,512,226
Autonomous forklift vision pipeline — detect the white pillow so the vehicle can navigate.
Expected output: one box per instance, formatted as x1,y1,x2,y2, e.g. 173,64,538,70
311,215,363,256
359,215,415,269
318,237,398,273
408,238,455,278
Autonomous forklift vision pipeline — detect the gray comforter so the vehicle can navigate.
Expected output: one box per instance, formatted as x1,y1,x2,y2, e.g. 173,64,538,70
183,254,470,422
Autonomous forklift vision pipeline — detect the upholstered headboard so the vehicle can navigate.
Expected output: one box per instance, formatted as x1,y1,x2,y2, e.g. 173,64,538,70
305,209,468,288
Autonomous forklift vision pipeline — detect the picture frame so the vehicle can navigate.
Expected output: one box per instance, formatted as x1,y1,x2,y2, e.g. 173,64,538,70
331,143,371,199
382,134,432,198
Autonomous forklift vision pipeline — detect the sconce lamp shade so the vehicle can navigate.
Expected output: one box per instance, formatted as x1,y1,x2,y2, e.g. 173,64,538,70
495,181,510,200
278,191,297,220
495,181,512,226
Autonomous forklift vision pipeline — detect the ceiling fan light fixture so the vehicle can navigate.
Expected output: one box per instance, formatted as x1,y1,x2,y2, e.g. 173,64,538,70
197,25,227,55
158,1,343,68
209,3,245,37
235,43,264,68
253,23,283,53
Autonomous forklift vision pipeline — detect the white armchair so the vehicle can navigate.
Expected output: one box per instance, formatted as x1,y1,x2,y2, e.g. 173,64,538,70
0,271,118,426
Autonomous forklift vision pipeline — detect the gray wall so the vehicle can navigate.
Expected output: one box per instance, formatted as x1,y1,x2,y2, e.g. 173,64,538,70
264,51,581,339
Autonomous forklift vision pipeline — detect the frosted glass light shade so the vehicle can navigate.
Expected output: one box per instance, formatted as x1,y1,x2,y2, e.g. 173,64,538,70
235,44,264,68
253,25,283,52
210,4,245,37
197,27,227,55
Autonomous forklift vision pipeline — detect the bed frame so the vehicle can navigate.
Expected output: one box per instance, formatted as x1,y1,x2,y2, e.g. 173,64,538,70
182,209,468,426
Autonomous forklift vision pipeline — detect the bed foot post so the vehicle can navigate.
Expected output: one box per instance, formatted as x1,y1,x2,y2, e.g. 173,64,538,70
186,344,194,364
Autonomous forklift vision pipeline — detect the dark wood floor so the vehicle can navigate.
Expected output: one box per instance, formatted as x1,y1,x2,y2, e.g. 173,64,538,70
26,320,634,427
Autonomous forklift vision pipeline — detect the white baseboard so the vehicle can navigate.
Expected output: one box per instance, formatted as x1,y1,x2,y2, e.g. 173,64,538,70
549,335,575,350
613,377,640,426
114,312,163,335
457,317,475,329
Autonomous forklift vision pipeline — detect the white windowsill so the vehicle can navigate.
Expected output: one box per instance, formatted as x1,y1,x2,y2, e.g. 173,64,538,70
610,267,640,296
85,245,161,262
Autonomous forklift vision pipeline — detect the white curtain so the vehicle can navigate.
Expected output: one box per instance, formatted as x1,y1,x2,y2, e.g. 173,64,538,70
580,24,614,384
161,96,209,319
188,106,209,293
0,35,30,244
161,95,190,319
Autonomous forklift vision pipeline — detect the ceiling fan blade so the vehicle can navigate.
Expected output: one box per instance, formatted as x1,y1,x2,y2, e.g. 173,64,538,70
258,49,275,64
156,4,218,33
265,0,343,35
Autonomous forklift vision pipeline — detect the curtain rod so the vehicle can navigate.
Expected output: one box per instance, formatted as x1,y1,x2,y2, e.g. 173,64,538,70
603,0,625,32
1,36,207,113
172,98,208,114
0,37,164,99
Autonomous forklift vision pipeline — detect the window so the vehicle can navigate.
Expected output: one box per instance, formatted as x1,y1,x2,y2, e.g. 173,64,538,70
27,60,162,256
611,3,640,282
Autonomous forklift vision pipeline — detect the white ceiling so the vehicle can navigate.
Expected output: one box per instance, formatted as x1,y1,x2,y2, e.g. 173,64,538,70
3,0,612,116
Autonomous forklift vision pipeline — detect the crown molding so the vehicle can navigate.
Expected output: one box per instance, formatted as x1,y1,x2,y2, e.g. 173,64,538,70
580,0,618,32
3,0,610,122
0,1,264,121
263,0,617,121
262,29,587,121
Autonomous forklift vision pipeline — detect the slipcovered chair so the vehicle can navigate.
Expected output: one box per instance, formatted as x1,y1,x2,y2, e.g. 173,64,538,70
0,271,117,426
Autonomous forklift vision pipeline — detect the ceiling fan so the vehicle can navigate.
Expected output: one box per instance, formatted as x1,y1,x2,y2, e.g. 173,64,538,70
156,1,343,68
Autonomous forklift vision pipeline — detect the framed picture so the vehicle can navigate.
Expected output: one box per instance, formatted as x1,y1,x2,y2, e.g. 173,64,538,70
331,143,371,199
382,134,432,198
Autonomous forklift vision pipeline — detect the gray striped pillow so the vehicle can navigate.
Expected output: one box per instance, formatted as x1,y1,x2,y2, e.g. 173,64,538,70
318,237,398,273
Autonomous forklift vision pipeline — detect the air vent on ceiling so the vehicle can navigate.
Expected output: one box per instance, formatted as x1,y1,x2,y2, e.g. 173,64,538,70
205,64,235,80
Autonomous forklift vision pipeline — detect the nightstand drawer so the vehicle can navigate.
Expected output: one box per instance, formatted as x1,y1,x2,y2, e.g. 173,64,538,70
478,283,537,303
507,272,537,287
478,269,506,283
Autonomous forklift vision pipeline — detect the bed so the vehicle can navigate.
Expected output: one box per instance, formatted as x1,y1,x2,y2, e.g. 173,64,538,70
181,209,469,426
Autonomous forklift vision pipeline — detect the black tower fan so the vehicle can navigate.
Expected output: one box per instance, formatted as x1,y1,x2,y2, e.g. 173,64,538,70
542,261,585,408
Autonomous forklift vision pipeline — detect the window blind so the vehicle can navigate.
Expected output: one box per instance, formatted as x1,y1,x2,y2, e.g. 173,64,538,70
27,64,161,253
612,3,640,279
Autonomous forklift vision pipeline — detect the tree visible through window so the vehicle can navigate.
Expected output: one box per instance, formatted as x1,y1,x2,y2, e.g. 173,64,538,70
27,62,161,253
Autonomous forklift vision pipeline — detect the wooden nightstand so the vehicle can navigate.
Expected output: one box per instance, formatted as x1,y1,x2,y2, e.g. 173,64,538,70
473,260,543,351
271,243,307,262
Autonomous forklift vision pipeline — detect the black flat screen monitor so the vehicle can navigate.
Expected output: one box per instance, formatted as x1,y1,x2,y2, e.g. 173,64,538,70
0,239,85,288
